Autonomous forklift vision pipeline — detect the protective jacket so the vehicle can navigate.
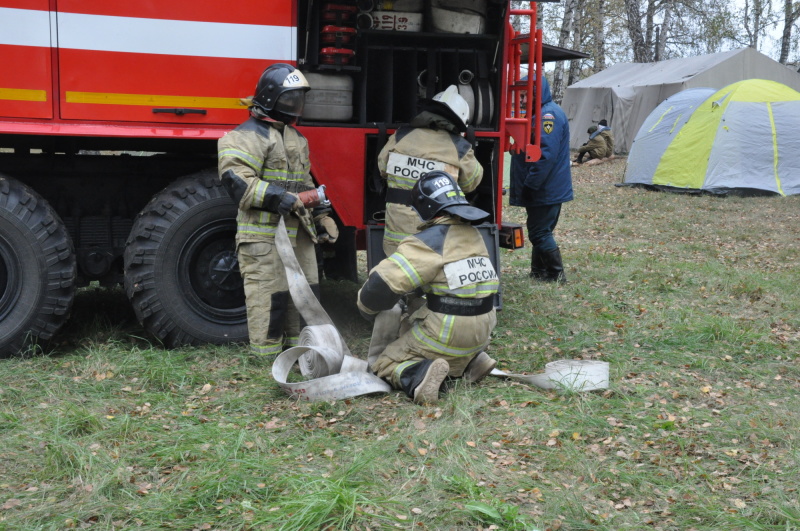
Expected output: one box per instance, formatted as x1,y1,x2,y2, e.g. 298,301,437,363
599,128,615,154
218,117,317,248
509,78,573,207
578,134,611,159
358,216,498,384
378,112,483,254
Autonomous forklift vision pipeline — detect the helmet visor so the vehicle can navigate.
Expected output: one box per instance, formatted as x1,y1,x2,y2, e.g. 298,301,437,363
275,90,306,117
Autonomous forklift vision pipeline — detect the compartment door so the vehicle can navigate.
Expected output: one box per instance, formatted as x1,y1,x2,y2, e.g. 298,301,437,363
0,1,54,119
55,0,297,125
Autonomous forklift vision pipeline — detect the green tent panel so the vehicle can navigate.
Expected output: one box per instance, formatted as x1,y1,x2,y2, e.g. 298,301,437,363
624,79,800,196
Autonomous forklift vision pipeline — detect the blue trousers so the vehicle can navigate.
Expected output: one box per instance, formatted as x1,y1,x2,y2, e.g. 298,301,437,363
525,204,562,252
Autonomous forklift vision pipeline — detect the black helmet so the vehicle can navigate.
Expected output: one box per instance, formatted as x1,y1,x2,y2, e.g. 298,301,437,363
252,63,310,123
411,171,489,222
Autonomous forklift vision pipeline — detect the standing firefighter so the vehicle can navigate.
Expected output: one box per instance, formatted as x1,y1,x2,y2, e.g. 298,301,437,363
378,85,484,256
358,171,498,404
218,63,338,356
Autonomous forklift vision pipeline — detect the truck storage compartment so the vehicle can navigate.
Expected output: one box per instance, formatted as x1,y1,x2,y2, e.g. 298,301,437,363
298,0,506,128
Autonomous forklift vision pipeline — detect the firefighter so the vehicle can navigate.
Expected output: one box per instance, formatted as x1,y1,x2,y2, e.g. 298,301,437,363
378,85,484,257
218,63,338,356
357,171,499,404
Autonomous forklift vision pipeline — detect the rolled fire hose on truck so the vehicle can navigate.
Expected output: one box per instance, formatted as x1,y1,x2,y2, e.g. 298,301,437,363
270,215,609,401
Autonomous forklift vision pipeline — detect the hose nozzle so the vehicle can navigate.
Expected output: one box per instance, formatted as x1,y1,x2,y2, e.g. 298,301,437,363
298,185,331,209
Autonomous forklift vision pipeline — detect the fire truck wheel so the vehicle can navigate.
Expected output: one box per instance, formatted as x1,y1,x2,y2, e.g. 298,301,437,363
124,170,248,348
0,176,76,357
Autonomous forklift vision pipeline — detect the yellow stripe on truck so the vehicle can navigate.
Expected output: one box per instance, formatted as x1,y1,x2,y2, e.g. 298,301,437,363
65,91,245,109
0,88,47,102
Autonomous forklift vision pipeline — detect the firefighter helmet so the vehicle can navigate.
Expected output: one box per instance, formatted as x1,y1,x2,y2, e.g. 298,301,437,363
252,63,310,123
411,171,489,222
423,85,470,132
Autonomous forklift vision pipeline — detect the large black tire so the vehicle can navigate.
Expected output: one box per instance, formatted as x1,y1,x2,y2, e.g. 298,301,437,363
124,170,248,348
0,176,76,357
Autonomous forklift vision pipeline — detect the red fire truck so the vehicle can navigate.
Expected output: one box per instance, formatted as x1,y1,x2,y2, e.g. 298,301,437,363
0,0,565,356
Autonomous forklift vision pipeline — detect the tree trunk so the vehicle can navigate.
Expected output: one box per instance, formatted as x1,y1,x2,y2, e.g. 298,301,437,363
568,0,584,88
655,1,673,61
747,0,763,49
625,0,650,62
644,0,657,55
592,0,606,73
779,0,795,64
552,0,577,102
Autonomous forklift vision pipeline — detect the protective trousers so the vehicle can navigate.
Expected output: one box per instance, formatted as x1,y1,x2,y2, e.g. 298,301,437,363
372,307,497,389
238,228,319,356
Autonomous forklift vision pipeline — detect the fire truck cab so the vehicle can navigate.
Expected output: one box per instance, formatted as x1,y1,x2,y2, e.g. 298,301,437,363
0,0,553,356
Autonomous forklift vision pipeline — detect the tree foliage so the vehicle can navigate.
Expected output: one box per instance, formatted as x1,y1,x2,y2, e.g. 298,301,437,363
513,0,800,99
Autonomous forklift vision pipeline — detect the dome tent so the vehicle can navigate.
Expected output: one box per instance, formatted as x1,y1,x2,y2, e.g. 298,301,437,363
622,79,800,196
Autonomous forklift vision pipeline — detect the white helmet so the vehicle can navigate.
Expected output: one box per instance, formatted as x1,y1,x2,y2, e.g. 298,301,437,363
429,85,470,131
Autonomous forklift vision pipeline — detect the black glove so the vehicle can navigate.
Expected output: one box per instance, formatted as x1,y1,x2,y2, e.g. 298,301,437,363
259,183,301,216
277,191,302,217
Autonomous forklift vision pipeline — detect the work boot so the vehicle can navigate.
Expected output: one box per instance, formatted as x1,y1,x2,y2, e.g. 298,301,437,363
413,359,449,404
530,248,547,280
399,359,450,404
462,352,497,384
539,247,567,283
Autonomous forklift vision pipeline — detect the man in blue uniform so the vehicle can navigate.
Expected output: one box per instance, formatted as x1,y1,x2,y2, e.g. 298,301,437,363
509,77,573,283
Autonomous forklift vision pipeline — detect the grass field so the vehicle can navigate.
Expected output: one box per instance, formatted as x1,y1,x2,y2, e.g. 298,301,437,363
2,159,800,530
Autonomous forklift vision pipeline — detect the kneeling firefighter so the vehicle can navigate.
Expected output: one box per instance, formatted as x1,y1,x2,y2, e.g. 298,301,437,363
357,171,498,404
218,63,338,356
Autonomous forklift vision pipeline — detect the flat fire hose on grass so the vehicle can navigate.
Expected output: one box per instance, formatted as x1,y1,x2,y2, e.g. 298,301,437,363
271,216,392,401
489,360,609,392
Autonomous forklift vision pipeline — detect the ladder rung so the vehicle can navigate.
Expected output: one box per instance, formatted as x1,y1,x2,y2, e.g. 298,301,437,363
511,34,533,44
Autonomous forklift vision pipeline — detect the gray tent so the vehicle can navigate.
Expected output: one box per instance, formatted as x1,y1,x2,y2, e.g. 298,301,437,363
561,47,800,154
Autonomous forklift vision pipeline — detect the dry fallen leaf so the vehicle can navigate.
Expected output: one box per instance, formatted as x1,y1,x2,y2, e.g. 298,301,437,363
1,498,22,510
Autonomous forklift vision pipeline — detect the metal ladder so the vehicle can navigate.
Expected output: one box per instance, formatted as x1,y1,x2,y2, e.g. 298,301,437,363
504,3,542,163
